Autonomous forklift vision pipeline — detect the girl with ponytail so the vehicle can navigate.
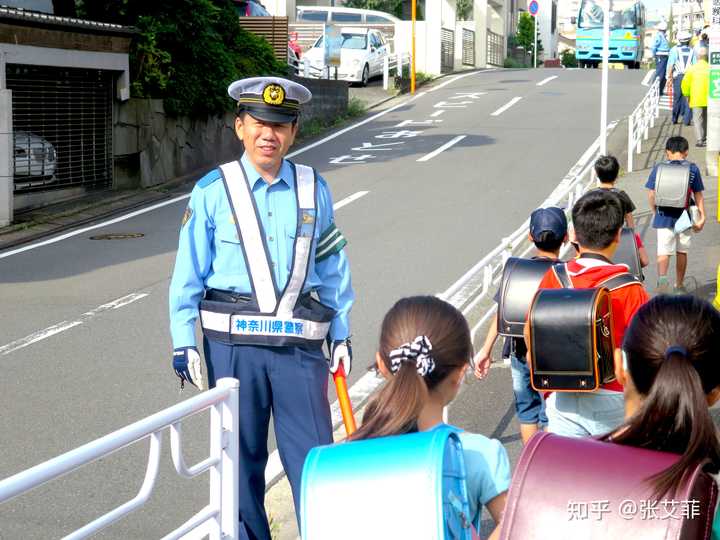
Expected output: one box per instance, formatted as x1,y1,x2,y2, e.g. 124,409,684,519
351,296,510,536
603,295,720,510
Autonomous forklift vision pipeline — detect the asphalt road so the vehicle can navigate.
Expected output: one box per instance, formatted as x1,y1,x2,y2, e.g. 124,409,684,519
0,67,648,539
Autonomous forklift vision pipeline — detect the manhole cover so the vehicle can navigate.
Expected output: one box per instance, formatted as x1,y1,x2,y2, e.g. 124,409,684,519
89,233,145,240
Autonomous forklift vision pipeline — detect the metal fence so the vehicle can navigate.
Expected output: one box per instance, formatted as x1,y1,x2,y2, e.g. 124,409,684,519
441,28,455,73
7,64,113,194
0,378,240,540
627,78,660,172
462,28,476,66
486,30,504,67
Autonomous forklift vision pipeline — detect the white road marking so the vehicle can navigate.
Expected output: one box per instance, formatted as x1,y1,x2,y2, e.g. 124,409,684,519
430,110,446,117
491,97,523,116
333,191,369,211
537,75,558,86
427,68,495,92
0,293,148,356
641,70,654,86
416,136,466,162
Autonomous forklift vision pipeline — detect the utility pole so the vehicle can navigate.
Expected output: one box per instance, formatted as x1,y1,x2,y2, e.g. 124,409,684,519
600,0,611,154
411,0,416,93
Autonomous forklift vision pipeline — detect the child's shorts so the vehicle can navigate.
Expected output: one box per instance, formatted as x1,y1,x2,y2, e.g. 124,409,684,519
511,354,548,425
657,227,691,256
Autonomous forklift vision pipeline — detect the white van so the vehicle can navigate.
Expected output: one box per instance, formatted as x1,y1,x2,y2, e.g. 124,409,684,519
296,6,400,25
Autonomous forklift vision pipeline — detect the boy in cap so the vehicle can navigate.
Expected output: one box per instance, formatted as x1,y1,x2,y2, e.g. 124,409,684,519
475,206,568,444
169,77,354,540
529,190,649,438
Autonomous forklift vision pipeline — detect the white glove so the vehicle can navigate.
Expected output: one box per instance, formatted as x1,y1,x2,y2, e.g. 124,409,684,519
329,340,352,375
173,346,206,391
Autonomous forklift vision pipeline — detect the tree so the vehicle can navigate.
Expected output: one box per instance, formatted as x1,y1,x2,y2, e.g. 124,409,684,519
343,0,404,18
456,0,473,21
74,0,283,117
516,12,544,66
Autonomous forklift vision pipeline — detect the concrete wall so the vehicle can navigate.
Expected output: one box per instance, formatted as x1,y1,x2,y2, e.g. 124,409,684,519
113,77,348,189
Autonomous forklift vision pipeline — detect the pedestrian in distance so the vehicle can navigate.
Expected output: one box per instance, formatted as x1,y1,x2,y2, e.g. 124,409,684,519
351,296,510,539
682,47,710,147
529,190,650,438
593,154,649,268
475,207,568,445
645,136,706,294
652,21,671,96
601,295,720,527
666,30,695,126
168,76,354,540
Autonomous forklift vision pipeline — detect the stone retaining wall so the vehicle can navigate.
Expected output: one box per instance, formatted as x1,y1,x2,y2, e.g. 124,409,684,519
113,77,349,189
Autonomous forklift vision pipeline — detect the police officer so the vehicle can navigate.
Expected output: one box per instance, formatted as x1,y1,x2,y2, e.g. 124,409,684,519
667,30,695,125
169,76,354,540
652,22,671,96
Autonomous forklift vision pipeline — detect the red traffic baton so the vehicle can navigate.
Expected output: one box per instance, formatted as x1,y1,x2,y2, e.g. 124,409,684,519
332,365,357,436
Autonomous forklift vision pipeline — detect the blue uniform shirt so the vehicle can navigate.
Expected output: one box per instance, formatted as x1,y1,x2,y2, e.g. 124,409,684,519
645,159,704,229
652,32,670,56
667,45,695,76
169,154,354,348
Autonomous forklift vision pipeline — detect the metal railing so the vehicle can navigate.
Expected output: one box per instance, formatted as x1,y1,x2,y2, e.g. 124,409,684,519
627,77,660,172
0,378,240,540
382,52,412,90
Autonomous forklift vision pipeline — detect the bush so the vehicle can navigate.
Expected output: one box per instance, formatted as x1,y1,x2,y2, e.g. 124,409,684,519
561,49,578,68
504,57,528,68
394,67,434,92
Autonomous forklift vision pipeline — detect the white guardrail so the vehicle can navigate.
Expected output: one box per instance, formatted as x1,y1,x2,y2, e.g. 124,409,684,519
382,52,411,90
627,77,660,173
0,378,239,540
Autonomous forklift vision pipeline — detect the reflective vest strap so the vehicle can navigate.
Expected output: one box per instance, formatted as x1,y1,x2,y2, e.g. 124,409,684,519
676,47,692,73
219,161,278,313
276,164,316,319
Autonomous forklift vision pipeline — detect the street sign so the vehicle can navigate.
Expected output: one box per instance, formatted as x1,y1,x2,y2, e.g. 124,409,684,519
710,70,720,100
712,51,720,66
529,0,539,17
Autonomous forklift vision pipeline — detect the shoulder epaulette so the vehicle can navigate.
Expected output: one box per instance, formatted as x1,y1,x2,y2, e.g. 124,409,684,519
197,169,222,189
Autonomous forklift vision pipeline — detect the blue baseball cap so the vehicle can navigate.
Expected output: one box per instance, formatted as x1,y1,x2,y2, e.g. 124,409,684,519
530,207,568,241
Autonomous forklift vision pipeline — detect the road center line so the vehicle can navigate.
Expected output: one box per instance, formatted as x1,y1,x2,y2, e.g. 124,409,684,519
333,191,369,211
491,97,522,116
416,136,466,162
0,293,148,356
430,109,446,117
537,75,558,86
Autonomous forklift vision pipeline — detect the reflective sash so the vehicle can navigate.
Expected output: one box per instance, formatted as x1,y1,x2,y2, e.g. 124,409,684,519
205,160,330,344
675,47,693,75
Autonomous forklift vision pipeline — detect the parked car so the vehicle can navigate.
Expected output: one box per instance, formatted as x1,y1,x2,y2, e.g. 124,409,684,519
14,131,56,181
296,6,400,25
302,28,390,86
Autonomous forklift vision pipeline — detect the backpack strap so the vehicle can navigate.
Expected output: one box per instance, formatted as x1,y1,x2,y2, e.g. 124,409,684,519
552,263,573,289
598,272,642,291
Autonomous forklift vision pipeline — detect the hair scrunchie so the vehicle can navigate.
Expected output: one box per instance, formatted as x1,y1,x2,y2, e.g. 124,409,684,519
665,345,688,360
388,335,435,377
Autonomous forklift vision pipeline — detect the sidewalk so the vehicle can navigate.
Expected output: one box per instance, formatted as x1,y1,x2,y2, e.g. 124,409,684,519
616,112,719,303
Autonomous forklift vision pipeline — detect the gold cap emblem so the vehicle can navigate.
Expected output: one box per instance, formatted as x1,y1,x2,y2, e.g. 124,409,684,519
263,83,285,106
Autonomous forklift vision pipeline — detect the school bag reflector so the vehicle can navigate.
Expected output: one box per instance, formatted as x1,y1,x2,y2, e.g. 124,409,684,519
499,432,718,540
528,287,615,392
654,162,691,208
614,227,643,280
497,257,557,338
300,427,474,540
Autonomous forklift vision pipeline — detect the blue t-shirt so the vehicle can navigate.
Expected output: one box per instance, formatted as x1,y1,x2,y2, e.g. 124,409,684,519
645,160,704,229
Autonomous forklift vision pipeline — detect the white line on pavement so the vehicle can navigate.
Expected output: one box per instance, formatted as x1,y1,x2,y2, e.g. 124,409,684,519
641,70,654,86
0,293,149,356
430,110,446,117
333,191,369,210
537,75,558,86
491,97,522,116
416,136,466,162
427,69,494,92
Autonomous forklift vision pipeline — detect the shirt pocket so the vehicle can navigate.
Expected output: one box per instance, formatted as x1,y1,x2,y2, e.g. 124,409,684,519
214,226,249,280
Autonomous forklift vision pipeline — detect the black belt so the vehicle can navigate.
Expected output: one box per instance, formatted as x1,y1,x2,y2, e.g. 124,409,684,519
204,289,252,304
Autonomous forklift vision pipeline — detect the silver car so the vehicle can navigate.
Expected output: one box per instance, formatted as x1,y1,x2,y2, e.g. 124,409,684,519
14,131,56,181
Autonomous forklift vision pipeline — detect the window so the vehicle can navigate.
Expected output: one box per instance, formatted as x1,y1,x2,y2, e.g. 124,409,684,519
341,33,368,49
331,12,363,23
366,14,393,23
298,10,328,22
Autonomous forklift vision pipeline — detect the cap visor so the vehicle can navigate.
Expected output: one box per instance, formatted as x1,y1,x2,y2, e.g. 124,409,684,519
243,107,298,124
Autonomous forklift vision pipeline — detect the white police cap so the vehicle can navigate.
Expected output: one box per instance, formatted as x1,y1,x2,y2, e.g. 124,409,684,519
228,76,312,123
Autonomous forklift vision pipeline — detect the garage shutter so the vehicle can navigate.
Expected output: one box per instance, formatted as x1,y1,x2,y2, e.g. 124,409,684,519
7,64,113,193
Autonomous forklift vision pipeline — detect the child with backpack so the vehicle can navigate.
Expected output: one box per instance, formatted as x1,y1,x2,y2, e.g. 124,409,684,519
351,296,510,537
645,136,706,293
593,155,649,269
474,207,568,445
602,295,720,528
530,189,650,438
